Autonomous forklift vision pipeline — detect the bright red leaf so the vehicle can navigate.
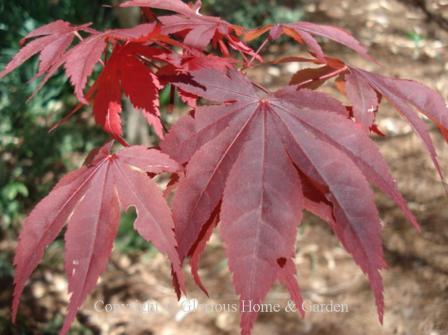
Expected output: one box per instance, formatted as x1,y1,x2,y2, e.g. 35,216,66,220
64,23,159,103
88,43,167,141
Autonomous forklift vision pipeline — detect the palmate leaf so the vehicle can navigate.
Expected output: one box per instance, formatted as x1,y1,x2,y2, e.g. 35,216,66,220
63,23,159,104
121,0,257,57
274,56,448,185
161,68,423,334
12,142,184,335
0,21,159,102
0,20,90,80
0,22,168,138
87,43,171,141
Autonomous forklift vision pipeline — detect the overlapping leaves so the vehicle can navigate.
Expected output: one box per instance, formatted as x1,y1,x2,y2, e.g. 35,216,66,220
2,1,448,334
121,0,254,56
162,68,424,334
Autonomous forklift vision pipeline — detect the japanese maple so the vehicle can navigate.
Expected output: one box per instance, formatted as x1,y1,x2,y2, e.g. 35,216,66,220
2,0,447,334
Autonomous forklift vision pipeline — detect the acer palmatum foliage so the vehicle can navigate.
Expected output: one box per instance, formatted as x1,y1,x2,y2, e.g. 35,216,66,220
2,0,448,334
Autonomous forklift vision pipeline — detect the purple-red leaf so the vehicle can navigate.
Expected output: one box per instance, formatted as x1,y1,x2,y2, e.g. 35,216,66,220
286,22,373,61
0,21,84,79
162,68,397,333
220,110,304,333
61,163,120,335
351,68,446,184
274,87,418,230
289,65,337,89
13,142,183,334
12,166,92,323
1,22,158,105
160,14,229,50
121,0,196,16
245,22,373,62
345,70,379,129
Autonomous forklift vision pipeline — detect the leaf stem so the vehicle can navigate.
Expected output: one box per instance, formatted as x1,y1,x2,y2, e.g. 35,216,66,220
247,36,270,67
296,65,348,88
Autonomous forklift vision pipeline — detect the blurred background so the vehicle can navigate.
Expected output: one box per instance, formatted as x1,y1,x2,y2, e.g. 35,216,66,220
0,0,447,334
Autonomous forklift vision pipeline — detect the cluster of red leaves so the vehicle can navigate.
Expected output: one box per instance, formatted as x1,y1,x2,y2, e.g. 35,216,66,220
2,0,448,334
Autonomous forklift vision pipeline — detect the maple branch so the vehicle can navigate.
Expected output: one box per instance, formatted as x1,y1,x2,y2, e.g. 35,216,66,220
247,36,270,67
49,103,84,133
239,50,249,65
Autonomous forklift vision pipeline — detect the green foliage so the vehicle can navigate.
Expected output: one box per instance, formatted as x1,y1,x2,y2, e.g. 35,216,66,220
1,313,94,335
203,0,304,28
0,1,114,227
116,210,154,254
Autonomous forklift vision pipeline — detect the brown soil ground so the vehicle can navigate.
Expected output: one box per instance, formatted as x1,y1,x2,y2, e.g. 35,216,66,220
2,0,448,334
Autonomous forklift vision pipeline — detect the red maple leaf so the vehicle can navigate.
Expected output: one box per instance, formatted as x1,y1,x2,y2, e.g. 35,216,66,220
0,20,91,80
161,68,419,334
12,142,184,335
87,43,173,141
0,22,162,103
64,23,161,103
121,0,257,58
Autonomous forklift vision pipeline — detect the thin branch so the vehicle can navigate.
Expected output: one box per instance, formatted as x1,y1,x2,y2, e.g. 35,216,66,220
247,36,270,67
296,65,348,88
